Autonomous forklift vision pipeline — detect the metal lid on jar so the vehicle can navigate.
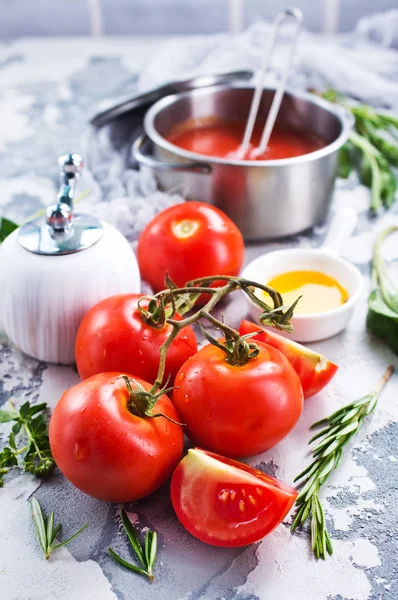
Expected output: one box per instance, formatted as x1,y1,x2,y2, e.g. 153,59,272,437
18,153,103,255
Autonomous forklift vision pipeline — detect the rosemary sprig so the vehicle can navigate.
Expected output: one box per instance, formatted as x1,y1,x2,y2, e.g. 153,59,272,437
109,508,158,582
291,365,394,559
0,399,55,486
30,497,88,559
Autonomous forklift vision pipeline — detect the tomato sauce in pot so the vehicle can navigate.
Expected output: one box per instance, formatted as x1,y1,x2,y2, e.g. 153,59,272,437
166,117,326,161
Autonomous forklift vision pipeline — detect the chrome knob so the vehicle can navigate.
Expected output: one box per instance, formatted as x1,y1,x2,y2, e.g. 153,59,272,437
45,202,72,231
58,153,84,175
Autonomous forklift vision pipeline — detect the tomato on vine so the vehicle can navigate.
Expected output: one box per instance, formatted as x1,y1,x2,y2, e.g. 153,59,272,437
173,333,303,458
75,294,197,383
49,372,184,502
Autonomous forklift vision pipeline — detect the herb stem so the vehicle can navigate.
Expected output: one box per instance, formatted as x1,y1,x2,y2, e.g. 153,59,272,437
150,280,235,393
9,398,47,464
374,364,394,395
147,275,294,395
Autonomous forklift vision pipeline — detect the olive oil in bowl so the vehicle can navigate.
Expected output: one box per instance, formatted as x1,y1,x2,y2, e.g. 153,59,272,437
266,270,349,315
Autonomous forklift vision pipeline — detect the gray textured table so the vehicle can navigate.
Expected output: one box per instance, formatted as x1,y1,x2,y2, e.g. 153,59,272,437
0,36,397,600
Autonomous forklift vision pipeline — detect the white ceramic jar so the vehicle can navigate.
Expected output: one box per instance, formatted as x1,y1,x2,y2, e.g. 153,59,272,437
0,221,141,364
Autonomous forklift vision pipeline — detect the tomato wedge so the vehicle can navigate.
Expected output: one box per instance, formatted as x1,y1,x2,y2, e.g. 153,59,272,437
239,320,338,399
171,448,297,547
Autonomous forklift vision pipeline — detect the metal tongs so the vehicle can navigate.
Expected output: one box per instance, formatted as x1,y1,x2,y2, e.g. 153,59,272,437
240,7,303,158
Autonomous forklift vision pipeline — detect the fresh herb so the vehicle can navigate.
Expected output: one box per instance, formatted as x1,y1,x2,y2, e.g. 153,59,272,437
30,497,88,559
321,89,398,213
291,365,394,559
367,226,398,355
0,399,55,486
109,508,158,582
0,216,18,243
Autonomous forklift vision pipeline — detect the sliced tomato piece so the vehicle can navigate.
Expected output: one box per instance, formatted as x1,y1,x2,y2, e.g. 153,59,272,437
239,319,338,399
170,448,297,547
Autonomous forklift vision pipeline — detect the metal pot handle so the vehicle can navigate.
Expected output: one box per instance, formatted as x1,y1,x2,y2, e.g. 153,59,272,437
133,134,212,175
334,105,355,133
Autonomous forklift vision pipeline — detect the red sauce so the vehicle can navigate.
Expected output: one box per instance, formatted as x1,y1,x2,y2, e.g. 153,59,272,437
167,118,326,161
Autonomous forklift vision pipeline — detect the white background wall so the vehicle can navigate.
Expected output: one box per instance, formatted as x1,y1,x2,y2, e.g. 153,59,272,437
0,0,396,39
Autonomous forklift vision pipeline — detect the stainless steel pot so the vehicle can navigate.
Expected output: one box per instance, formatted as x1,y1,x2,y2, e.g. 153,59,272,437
133,84,354,240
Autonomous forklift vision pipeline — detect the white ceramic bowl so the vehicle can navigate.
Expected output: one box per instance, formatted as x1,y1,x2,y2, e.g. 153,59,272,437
241,248,363,342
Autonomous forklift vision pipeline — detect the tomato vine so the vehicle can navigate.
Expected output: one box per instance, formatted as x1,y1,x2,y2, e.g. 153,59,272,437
135,273,299,398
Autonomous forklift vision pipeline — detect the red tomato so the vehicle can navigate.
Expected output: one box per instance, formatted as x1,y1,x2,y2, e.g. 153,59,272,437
173,342,303,458
49,372,184,502
239,320,338,399
171,448,298,547
75,294,197,382
137,202,244,294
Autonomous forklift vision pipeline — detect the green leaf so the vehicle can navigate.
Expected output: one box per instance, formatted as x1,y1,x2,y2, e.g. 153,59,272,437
325,531,333,555
294,460,318,483
339,407,361,424
144,531,151,567
30,498,48,556
46,512,55,547
317,457,335,480
0,217,18,244
19,401,33,419
12,422,22,435
0,467,7,487
27,403,48,417
335,421,359,437
290,503,306,531
8,432,17,451
148,531,157,571
366,127,398,167
108,548,149,577
367,226,398,356
120,508,146,568
338,142,354,178
51,523,88,550
320,438,341,458
52,523,62,544
0,409,17,423
0,447,18,467
367,292,398,355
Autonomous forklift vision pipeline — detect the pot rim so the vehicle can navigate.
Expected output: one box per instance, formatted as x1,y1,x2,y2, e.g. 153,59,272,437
144,83,354,168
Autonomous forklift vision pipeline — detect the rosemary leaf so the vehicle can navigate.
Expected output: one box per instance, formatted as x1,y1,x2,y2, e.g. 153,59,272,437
46,512,55,547
108,549,149,576
334,421,359,437
120,509,146,567
148,531,157,571
317,457,335,480
51,523,88,550
144,531,151,566
30,498,47,556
